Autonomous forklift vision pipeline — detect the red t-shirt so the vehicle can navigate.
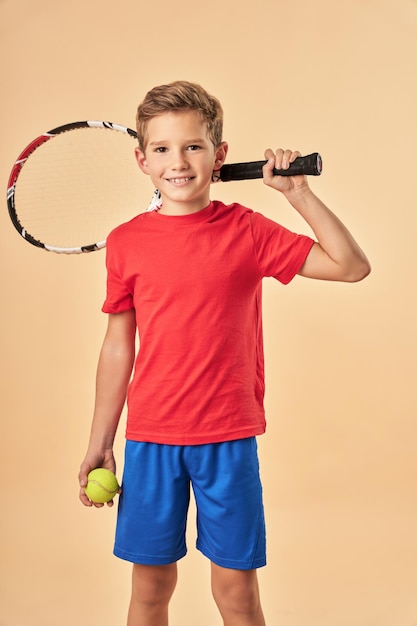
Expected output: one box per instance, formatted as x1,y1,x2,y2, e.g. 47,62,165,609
103,200,314,445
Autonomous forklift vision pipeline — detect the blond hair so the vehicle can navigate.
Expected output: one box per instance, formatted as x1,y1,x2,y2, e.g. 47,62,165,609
136,80,223,152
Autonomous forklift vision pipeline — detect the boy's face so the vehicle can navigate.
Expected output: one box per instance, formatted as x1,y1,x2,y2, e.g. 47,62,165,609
135,110,228,215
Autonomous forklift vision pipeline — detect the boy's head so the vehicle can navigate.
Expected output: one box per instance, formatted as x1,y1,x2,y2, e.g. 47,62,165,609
136,80,223,152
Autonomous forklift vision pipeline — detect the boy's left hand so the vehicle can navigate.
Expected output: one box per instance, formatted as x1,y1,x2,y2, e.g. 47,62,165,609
263,148,308,194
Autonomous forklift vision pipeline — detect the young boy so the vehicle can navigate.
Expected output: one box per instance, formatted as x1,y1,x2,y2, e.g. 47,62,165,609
79,80,370,626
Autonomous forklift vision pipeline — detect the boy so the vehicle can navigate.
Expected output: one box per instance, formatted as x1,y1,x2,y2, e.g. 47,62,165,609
79,80,370,626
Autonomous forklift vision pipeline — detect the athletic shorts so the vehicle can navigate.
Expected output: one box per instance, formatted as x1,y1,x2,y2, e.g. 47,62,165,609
114,438,266,570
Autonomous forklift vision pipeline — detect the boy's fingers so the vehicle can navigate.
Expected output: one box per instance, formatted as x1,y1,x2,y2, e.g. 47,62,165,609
78,462,93,505
274,148,285,169
263,149,277,180
263,148,302,178
279,149,301,170
264,148,275,161
79,488,93,507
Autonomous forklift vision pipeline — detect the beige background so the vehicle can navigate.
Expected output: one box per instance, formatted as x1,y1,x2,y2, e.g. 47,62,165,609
1,0,416,625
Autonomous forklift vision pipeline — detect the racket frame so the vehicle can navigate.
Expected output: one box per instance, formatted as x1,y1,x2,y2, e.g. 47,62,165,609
7,121,137,254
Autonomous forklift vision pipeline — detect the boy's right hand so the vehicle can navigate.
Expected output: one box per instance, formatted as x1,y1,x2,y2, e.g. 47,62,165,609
78,450,117,508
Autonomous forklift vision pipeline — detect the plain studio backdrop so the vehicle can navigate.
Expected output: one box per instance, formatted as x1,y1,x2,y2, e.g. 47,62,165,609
0,1,416,625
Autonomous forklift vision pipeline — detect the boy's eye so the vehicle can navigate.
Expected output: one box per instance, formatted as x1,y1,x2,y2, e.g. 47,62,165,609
155,147,167,153
187,145,201,151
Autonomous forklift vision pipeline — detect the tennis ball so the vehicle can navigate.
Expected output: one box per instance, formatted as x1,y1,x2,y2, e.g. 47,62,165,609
85,468,119,503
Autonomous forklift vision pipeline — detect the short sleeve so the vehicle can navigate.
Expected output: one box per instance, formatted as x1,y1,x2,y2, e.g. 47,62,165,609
101,233,134,313
250,212,314,284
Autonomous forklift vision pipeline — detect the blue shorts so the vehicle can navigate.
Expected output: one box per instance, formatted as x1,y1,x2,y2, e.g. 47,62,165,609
114,438,266,570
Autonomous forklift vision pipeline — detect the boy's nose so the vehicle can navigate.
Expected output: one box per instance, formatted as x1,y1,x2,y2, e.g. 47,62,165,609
170,150,187,169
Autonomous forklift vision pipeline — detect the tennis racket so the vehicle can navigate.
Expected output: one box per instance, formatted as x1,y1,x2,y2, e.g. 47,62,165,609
6,120,322,254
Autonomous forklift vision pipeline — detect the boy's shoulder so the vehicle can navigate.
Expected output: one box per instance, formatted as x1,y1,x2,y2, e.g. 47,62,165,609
106,211,149,242
212,200,254,219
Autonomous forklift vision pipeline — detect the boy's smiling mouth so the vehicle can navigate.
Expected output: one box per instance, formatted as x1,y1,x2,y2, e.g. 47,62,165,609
167,177,194,184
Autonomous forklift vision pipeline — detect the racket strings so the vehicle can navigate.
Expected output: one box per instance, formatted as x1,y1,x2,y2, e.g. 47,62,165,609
13,127,142,250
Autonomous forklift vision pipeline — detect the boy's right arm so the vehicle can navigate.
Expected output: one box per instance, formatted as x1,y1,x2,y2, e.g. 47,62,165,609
78,309,136,507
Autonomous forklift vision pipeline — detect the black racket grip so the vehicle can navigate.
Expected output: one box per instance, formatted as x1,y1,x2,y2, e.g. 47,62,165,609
219,152,322,181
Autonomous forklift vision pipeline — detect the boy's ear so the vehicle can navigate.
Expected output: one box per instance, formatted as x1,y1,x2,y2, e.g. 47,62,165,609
214,141,228,170
135,147,150,175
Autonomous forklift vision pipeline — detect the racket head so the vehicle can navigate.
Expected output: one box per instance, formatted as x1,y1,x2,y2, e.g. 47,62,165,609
7,121,141,254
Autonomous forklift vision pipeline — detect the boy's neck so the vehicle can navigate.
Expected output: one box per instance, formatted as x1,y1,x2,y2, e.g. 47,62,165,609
156,197,212,216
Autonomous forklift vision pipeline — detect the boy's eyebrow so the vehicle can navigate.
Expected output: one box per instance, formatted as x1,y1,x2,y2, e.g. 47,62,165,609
149,137,207,146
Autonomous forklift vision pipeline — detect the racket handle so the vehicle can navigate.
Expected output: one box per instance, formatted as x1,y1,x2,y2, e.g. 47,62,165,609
219,152,322,181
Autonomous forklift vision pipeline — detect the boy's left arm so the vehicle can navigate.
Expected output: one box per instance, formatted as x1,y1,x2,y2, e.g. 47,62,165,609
263,149,371,282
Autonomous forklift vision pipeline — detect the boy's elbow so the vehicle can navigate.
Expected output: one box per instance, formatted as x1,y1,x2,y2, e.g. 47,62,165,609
345,257,371,282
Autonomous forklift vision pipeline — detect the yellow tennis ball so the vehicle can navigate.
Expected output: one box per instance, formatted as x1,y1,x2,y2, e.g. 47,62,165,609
85,468,119,503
